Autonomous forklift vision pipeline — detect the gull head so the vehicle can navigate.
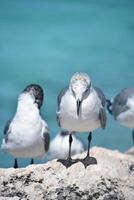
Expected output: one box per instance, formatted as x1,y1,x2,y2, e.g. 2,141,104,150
21,84,44,109
70,72,92,116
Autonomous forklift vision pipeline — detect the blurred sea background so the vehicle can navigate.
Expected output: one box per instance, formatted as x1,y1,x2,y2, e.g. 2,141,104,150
0,0,134,168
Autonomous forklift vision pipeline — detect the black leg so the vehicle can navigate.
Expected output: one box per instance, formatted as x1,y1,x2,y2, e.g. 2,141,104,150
79,132,97,168
30,158,34,165
14,158,18,168
57,133,79,168
68,133,73,159
132,130,134,144
87,132,92,157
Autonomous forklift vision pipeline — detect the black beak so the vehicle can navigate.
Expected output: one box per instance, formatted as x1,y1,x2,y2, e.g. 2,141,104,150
106,99,112,115
77,99,82,117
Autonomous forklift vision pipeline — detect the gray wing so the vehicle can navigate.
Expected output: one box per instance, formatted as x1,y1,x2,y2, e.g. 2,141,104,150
94,87,106,107
94,87,106,129
112,88,134,119
99,108,106,129
57,86,68,111
57,86,68,127
43,130,50,152
3,119,12,143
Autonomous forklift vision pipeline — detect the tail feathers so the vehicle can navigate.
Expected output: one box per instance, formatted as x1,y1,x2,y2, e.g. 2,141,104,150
106,99,113,115
1,139,6,149
1,139,9,152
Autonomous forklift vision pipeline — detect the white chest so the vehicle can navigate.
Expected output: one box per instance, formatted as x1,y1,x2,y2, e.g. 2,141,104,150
59,90,101,131
10,112,43,146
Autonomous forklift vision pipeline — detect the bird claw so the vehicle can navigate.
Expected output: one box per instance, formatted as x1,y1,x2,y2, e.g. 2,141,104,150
79,156,97,168
57,158,79,168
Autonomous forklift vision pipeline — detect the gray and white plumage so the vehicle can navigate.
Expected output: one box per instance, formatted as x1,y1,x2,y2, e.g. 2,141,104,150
1,84,50,159
107,88,134,129
48,130,85,159
57,72,106,132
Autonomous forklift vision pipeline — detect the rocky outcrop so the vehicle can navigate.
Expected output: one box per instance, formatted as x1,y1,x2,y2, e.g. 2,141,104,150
0,147,134,200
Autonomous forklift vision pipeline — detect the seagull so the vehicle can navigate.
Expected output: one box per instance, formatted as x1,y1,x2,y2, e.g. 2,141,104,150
56,72,106,167
48,130,85,160
1,84,50,168
106,88,134,144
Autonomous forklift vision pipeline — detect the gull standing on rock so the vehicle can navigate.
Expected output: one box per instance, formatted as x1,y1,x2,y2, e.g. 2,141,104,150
107,88,134,144
1,84,50,168
48,130,85,160
56,72,107,167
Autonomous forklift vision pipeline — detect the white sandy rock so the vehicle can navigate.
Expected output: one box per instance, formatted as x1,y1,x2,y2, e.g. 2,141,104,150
0,147,134,200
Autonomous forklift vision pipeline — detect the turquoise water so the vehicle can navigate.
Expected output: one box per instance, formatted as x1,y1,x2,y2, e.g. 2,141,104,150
0,0,134,168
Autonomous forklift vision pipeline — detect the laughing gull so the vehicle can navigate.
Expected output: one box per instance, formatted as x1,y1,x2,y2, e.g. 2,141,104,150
48,130,85,160
56,72,107,167
107,88,134,144
1,84,50,168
